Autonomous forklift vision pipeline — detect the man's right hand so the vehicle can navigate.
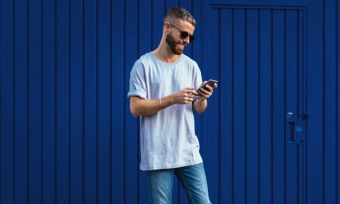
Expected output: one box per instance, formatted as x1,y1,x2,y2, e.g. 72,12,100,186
172,88,198,104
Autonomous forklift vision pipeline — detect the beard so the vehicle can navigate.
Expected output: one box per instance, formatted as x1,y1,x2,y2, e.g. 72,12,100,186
166,33,185,55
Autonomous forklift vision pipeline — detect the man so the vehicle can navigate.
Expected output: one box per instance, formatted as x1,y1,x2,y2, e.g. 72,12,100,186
128,7,217,204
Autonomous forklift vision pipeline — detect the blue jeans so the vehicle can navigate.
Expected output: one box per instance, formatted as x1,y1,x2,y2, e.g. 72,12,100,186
146,163,212,204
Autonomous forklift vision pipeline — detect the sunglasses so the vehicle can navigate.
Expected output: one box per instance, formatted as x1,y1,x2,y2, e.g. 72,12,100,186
169,23,195,43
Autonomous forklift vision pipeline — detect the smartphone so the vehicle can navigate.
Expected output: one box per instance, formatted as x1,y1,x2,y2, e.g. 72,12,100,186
197,79,218,91
196,79,218,97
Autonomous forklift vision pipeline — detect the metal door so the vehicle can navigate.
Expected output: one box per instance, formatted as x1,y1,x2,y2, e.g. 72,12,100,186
200,0,319,203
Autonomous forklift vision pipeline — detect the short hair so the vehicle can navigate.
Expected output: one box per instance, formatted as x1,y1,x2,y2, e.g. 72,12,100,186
164,7,196,26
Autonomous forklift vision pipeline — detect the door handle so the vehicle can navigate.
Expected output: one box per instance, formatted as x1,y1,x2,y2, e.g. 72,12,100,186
286,112,304,145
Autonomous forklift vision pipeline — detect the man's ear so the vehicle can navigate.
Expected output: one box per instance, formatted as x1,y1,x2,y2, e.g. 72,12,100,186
163,22,171,32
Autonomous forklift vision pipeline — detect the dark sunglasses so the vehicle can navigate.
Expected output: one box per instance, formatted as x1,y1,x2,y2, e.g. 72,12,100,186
169,23,195,43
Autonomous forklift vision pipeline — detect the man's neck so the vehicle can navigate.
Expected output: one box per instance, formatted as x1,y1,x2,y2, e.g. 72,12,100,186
153,46,180,63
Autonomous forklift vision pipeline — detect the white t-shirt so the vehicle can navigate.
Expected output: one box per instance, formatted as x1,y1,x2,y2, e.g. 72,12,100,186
127,52,203,170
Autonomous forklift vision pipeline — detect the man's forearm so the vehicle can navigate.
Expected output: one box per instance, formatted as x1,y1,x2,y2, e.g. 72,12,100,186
130,95,174,117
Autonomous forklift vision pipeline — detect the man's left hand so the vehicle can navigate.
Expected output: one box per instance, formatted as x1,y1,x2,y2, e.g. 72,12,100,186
197,81,218,101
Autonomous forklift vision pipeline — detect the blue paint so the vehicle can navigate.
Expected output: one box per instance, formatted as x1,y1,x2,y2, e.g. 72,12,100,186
0,0,337,203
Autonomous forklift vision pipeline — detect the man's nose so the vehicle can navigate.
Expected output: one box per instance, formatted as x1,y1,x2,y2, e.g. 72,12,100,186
183,36,190,44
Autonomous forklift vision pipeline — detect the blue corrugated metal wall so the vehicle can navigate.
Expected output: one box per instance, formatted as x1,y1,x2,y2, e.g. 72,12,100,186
0,0,339,204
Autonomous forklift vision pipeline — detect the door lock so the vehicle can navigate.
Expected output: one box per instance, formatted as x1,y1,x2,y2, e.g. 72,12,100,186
286,112,306,145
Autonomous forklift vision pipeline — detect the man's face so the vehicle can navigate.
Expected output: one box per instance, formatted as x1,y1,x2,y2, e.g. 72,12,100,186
165,20,195,55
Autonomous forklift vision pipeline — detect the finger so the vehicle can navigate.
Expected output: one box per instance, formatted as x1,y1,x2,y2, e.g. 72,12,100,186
198,93,210,99
199,87,212,95
183,89,194,95
186,89,199,96
184,87,195,92
199,89,212,97
191,90,199,95
203,84,213,91
187,94,196,98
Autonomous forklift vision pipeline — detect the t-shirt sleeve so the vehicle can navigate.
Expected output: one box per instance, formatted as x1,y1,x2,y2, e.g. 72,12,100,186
127,60,147,99
193,62,203,90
